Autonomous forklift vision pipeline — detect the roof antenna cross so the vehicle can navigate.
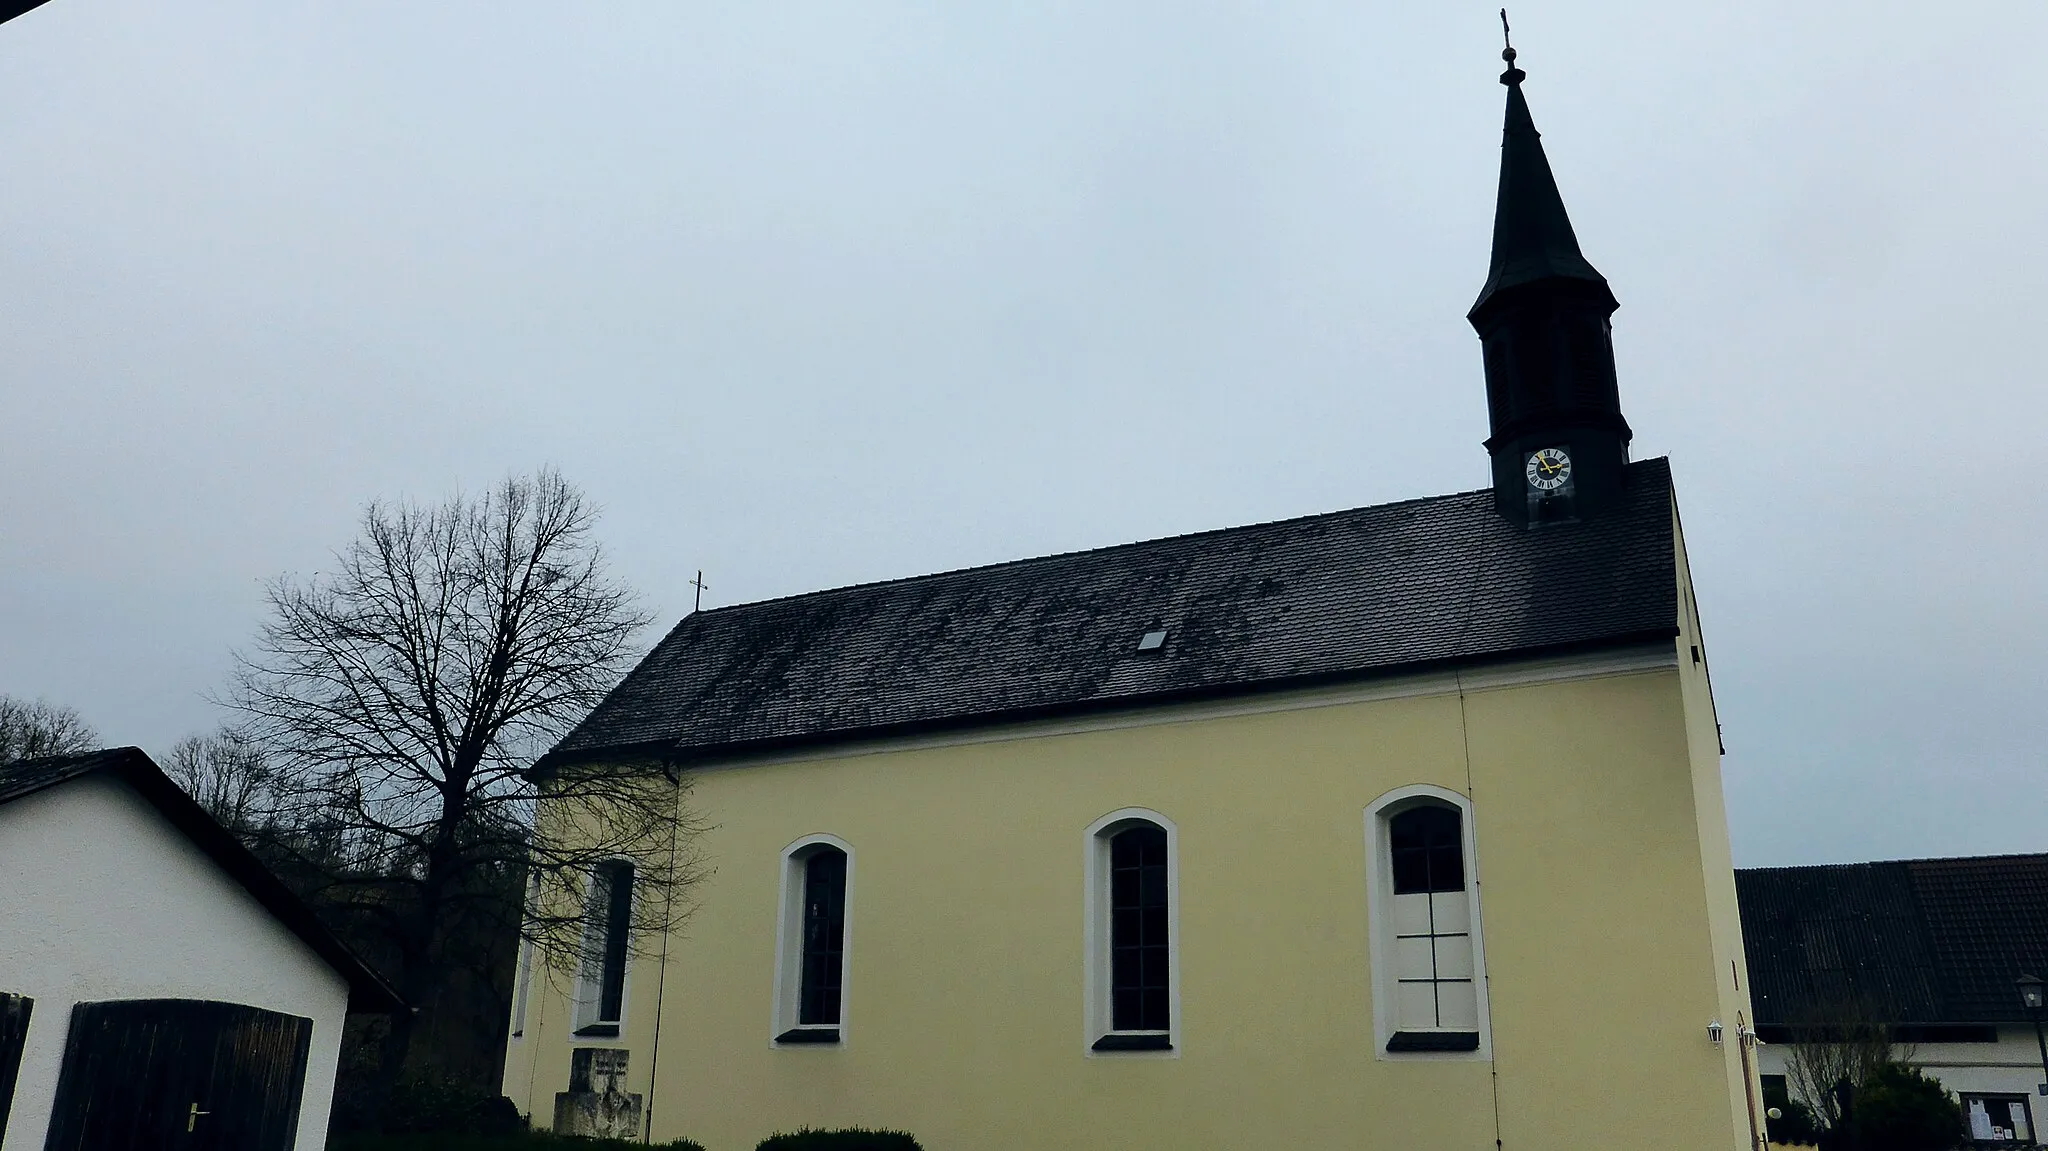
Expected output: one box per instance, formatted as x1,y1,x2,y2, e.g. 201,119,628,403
1498,9,1526,85
691,569,711,613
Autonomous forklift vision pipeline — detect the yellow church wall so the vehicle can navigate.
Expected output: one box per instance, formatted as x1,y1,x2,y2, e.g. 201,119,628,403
1671,497,1769,1149
509,644,1751,1151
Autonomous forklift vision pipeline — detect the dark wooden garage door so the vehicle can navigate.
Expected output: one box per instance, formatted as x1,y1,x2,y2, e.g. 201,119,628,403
44,999,313,1151
0,993,31,1139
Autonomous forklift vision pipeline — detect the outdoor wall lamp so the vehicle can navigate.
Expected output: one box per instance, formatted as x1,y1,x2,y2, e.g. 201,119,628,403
1708,1019,1724,1044
2017,974,2048,1096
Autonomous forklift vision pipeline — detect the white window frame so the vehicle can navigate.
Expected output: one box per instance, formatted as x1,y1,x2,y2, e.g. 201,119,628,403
510,873,539,1040
1082,807,1182,1058
1364,784,1492,1061
573,858,635,1038
771,833,855,1047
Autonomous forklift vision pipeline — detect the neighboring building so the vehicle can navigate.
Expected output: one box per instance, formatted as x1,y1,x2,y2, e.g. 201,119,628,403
1739,855,2048,1146
504,48,1765,1151
0,747,400,1151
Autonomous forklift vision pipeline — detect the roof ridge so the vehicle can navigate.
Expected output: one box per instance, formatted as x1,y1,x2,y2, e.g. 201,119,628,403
1741,851,2048,873
689,457,1667,617
689,486,1491,617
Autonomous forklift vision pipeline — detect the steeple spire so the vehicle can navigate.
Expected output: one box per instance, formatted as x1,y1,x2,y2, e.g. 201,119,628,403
1468,22,1632,527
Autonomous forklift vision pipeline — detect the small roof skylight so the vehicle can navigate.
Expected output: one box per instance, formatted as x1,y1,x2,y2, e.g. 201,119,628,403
1137,629,1168,652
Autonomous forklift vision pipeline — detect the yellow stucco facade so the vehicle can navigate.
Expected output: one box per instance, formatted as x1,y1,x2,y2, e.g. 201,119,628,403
505,503,1762,1151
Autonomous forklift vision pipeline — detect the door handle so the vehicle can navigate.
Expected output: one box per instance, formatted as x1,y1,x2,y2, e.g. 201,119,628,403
188,1102,210,1132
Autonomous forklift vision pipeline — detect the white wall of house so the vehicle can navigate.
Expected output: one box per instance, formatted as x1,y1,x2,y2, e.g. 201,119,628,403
0,774,351,1151
1758,1029,2048,1142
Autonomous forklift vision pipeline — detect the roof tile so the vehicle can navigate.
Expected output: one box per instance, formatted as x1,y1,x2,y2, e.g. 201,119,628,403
550,458,1679,763
1738,855,2048,1026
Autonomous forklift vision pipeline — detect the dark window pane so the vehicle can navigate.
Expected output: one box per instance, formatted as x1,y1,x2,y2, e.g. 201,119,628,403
1111,866,1138,908
1112,830,1145,868
1140,832,1166,868
596,861,634,1022
1391,804,1459,851
1106,822,1172,1034
1114,824,1166,866
1112,945,1138,988
1142,906,1168,947
1141,946,1169,988
1113,988,1140,1030
1139,864,1167,907
1142,988,1170,1030
1390,846,1430,894
1113,908,1140,947
1389,806,1464,894
1429,844,1465,891
798,848,847,1026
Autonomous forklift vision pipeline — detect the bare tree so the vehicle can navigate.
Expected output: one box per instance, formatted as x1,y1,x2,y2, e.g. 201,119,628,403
0,695,98,764
164,727,277,832
225,469,702,1114
1783,996,1914,1131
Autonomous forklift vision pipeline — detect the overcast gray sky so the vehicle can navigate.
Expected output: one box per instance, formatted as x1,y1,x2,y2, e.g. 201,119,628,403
3,2,2042,868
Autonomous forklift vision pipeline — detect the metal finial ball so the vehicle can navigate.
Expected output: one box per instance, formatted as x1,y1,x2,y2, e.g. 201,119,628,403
1502,46,1517,65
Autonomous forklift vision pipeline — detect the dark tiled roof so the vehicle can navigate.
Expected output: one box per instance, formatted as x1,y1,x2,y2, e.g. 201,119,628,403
1737,855,2048,1026
547,459,1680,766
0,748,404,1012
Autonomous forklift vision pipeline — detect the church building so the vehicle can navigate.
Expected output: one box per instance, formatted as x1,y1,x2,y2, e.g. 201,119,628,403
504,46,1766,1151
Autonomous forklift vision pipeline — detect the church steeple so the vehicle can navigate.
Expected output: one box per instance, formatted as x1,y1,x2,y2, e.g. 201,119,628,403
1469,26,1631,526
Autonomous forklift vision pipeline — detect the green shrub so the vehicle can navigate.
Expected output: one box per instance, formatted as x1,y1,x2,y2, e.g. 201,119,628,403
1848,1063,1962,1151
756,1128,924,1151
329,1074,521,1136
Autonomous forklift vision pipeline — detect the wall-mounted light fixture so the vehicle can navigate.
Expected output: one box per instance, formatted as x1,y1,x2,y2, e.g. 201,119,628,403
1707,1019,1724,1045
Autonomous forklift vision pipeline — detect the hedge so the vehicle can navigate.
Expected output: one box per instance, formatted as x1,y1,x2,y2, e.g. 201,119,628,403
331,1135,705,1151
756,1129,924,1151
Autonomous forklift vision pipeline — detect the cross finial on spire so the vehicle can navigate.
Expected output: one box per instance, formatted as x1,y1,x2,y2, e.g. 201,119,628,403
1499,9,1526,86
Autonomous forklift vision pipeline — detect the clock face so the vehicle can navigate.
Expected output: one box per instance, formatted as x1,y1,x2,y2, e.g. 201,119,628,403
1525,447,1572,491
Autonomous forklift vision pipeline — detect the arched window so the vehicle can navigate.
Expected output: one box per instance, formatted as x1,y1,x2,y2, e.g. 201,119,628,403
574,859,634,1037
798,848,847,1026
1085,810,1179,1053
1110,824,1170,1033
775,836,853,1045
1388,806,1473,1033
1367,788,1489,1057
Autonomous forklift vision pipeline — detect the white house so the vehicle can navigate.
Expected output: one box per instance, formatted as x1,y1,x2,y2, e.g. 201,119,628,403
0,747,401,1151
1739,854,2048,1146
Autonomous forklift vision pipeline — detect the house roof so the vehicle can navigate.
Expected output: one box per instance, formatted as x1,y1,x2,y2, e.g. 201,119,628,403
1736,854,2048,1027
545,458,1681,768
0,747,405,1013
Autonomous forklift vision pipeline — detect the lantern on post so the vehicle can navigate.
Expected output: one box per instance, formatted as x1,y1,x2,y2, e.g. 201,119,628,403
2018,974,2048,1096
